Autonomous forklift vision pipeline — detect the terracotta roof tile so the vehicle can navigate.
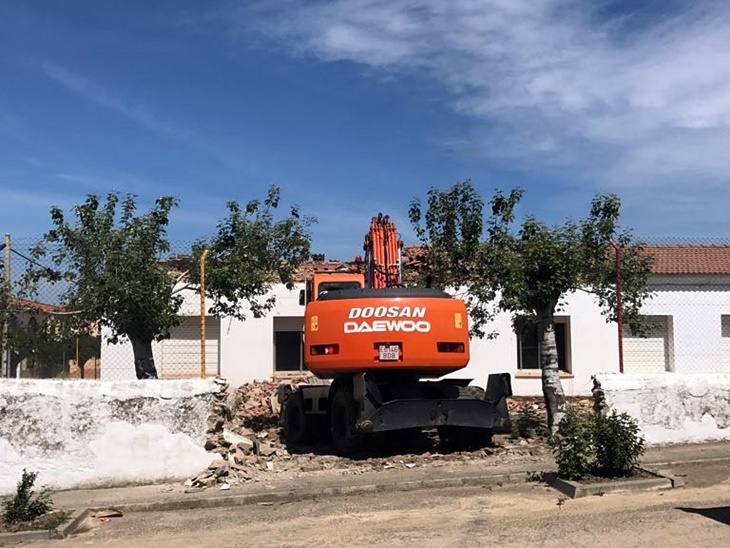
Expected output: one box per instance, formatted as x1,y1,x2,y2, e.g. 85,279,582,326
9,297,66,313
643,245,730,275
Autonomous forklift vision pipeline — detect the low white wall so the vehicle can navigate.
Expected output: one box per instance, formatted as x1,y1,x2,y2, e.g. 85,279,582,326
595,373,730,445
0,379,218,495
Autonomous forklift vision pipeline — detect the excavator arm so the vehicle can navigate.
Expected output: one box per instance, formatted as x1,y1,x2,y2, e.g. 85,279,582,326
363,213,403,289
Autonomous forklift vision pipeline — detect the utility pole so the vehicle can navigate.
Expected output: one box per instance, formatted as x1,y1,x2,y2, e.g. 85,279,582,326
1,233,10,378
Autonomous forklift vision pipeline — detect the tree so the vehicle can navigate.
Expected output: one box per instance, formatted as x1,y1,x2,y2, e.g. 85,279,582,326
23,193,182,379
23,186,315,380
185,185,316,321
410,181,653,431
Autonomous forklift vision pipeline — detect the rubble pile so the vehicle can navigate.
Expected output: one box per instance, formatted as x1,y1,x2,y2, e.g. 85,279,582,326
186,376,316,491
185,379,593,491
507,396,594,422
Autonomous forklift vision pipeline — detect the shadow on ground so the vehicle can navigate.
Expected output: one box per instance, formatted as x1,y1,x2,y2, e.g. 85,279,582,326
281,429,507,460
677,506,730,526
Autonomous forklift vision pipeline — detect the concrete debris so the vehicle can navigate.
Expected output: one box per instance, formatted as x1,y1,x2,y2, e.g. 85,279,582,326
256,441,277,457
236,438,255,456
224,429,254,448
208,458,228,470
185,376,592,491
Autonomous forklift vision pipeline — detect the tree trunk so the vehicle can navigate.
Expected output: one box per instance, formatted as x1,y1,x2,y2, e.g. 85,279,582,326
538,307,567,433
130,336,158,380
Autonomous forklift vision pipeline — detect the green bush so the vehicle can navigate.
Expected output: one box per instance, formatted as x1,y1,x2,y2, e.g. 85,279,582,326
549,408,592,480
591,410,645,477
550,409,646,480
2,469,53,525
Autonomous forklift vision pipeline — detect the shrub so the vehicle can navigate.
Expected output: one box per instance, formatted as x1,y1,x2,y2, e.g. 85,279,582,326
591,410,645,477
2,469,53,525
549,408,592,481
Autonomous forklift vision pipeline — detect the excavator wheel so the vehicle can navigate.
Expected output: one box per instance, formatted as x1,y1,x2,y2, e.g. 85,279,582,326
283,390,312,444
437,426,493,450
330,383,365,456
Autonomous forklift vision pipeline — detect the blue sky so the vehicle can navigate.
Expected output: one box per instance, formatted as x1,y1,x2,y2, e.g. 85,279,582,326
2,0,730,260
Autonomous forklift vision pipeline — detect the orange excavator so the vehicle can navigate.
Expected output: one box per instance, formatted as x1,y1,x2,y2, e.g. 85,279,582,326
279,214,511,455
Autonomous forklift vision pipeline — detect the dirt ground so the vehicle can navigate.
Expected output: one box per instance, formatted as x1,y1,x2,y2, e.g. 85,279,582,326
42,459,730,548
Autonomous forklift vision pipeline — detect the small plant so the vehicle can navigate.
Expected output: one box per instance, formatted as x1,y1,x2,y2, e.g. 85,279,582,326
591,410,645,477
2,469,53,525
549,408,646,481
549,408,592,481
511,403,544,439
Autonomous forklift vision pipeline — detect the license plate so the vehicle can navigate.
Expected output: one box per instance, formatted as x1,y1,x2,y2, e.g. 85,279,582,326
378,344,400,361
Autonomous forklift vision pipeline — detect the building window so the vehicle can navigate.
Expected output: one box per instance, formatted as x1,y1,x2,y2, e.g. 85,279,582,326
517,318,570,372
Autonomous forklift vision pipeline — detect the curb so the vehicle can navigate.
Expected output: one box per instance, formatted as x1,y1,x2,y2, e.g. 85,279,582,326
53,469,537,537
90,469,536,514
644,455,730,468
545,468,676,499
0,508,87,545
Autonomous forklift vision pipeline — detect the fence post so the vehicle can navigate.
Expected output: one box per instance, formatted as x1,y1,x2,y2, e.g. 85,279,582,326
2,233,10,378
609,239,624,373
200,248,209,379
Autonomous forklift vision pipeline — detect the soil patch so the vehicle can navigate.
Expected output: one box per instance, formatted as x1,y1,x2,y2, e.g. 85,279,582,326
0,509,71,534
578,467,658,484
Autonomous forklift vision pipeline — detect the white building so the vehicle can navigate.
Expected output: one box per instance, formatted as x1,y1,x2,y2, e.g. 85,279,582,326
101,245,730,395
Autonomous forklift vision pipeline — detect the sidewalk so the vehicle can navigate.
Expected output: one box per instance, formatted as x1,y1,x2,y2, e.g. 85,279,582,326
49,440,730,513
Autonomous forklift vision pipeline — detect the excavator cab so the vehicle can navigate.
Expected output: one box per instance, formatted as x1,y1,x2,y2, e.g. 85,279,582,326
298,273,365,305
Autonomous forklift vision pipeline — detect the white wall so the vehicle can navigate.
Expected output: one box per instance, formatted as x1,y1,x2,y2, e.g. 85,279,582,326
596,372,730,444
639,277,730,373
451,290,619,396
0,379,218,495
219,283,305,387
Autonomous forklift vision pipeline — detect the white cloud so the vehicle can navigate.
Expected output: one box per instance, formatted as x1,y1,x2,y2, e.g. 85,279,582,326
221,0,730,200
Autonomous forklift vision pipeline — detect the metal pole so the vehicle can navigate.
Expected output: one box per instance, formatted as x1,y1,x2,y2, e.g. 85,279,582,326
609,239,624,373
2,233,10,378
200,249,209,379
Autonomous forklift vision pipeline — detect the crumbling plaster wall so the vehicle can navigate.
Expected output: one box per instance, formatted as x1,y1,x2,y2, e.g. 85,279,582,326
595,373,730,444
0,379,219,495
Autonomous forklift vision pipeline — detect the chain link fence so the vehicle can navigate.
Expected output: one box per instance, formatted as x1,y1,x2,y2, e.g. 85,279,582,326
2,234,729,380
621,238,730,375
0,237,215,381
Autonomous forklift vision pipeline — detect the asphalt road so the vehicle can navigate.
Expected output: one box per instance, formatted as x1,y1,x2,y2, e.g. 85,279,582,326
46,460,730,548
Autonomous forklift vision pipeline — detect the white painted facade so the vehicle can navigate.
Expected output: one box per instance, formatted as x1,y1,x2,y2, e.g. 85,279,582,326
100,275,730,395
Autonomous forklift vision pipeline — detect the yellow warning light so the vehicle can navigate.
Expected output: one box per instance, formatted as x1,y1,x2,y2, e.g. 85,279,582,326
311,316,319,332
454,313,463,329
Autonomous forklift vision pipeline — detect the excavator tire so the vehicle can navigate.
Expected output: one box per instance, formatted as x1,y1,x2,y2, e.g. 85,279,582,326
330,383,365,456
283,390,312,444
437,426,493,449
